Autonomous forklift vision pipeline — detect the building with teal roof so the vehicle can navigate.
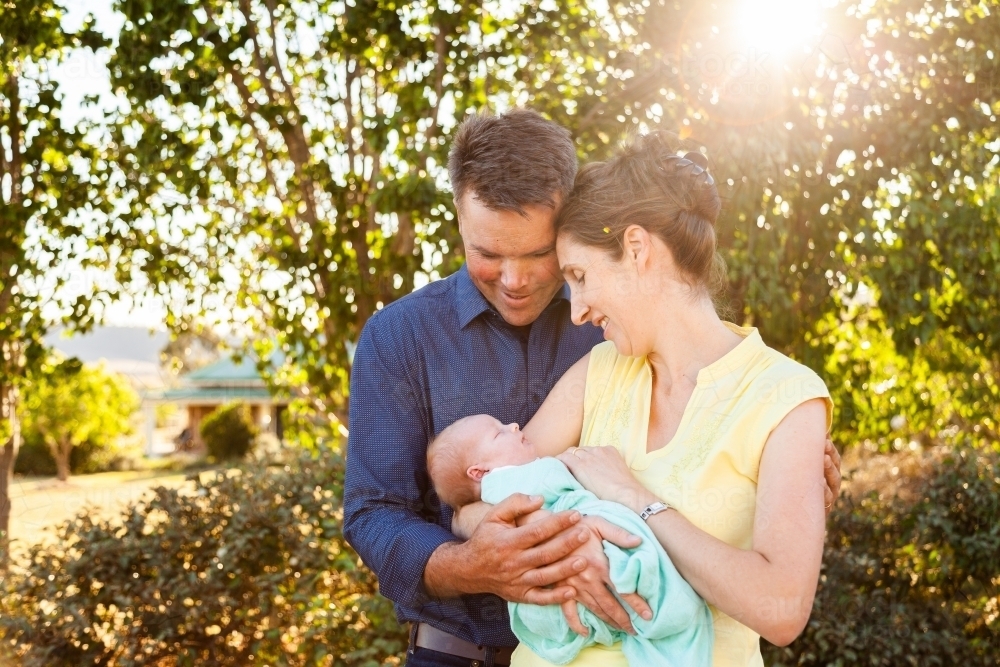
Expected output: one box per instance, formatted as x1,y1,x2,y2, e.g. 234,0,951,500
160,354,288,450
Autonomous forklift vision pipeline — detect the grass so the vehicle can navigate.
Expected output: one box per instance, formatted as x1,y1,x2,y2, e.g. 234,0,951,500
6,467,203,557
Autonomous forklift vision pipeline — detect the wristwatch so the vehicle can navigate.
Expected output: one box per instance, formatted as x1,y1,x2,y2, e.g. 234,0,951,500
639,501,670,521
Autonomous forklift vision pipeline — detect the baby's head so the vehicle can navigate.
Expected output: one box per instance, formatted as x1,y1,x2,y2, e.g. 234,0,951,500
427,414,540,509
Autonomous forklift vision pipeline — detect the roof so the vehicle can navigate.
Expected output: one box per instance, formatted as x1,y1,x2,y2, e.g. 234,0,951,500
159,387,283,404
156,353,288,405
185,355,264,384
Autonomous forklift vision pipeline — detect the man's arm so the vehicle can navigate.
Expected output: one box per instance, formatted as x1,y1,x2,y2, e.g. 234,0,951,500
342,321,460,609
343,318,593,609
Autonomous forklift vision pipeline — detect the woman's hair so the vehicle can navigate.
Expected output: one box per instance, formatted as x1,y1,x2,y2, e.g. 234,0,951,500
556,131,727,297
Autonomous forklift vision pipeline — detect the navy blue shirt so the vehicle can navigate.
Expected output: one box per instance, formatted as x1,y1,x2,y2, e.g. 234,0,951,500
343,265,603,647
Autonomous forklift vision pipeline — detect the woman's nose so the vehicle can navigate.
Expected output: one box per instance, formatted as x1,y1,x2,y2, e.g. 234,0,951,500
570,294,590,327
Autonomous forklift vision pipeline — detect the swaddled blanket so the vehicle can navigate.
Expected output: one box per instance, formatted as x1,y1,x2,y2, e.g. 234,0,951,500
481,457,714,666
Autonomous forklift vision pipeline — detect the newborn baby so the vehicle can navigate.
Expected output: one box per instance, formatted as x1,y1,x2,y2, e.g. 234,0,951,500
427,414,540,510
427,414,714,666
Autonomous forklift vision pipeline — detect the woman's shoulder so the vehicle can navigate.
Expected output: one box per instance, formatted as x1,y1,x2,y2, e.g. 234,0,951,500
587,341,647,381
744,344,833,434
753,345,829,398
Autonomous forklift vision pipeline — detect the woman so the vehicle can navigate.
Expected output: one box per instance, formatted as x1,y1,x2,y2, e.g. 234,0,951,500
476,132,832,667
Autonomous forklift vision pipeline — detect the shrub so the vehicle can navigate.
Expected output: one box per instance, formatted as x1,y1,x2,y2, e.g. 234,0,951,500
200,403,258,461
13,432,139,476
0,446,407,666
764,440,1000,666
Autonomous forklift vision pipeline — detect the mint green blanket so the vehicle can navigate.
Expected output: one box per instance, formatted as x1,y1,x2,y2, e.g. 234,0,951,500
481,457,713,666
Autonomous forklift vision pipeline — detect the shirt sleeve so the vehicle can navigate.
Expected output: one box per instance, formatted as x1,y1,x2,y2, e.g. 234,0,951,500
740,364,834,480
342,314,457,609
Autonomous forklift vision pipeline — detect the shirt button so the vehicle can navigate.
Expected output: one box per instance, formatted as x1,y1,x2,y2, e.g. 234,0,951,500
532,393,541,402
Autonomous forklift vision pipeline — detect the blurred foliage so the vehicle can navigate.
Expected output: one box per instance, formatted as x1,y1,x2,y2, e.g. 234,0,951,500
19,357,139,481
101,0,1000,450
532,0,1000,449
14,431,142,477
765,439,1000,665
0,0,179,565
200,403,259,461
0,445,407,666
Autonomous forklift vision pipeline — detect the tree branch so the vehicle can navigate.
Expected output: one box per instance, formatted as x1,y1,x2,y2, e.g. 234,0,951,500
238,0,276,105
8,73,22,207
427,21,449,144
263,0,297,107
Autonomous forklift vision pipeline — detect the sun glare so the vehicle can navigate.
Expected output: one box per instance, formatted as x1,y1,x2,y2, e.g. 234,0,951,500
735,0,825,55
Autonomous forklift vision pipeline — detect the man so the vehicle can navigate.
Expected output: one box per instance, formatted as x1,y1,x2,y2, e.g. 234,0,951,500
343,109,841,667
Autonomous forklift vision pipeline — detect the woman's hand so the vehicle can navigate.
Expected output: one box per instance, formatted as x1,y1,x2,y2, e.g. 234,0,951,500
557,447,658,510
555,514,652,636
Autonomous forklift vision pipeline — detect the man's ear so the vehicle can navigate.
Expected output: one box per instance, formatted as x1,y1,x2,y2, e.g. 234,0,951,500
467,465,489,482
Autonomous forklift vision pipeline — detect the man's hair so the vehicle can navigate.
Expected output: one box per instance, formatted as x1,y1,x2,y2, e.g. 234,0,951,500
427,421,480,510
448,108,578,216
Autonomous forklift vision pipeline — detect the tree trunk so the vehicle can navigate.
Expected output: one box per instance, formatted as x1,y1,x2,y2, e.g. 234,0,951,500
0,381,20,572
53,438,71,483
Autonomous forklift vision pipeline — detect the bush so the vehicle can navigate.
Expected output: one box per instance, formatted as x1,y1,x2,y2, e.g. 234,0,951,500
0,445,407,666
201,403,258,461
13,432,140,476
764,440,1000,666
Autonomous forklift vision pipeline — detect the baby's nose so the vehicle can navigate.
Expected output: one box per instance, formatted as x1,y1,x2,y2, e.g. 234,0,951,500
510,423,520,433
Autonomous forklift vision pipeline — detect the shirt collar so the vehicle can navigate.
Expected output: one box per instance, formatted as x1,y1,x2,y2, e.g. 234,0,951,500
455,264,571,329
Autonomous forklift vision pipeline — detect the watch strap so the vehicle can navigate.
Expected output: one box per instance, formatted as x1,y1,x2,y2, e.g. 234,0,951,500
639,501,669,521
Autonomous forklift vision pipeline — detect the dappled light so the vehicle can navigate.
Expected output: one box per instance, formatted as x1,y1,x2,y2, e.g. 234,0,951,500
1,0,999,664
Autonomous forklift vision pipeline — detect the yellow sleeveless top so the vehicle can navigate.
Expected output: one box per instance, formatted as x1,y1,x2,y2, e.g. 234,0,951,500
511,323,833,667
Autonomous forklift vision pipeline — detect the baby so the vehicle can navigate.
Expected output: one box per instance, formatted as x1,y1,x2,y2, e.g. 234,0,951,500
427,414,540,510
427,414,714,666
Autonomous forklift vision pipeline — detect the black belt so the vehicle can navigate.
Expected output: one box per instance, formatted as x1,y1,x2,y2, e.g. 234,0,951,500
409,623,515,666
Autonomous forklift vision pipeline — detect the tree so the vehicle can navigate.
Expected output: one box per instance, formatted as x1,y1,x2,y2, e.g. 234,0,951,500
106,0,1000,447
0,0,178,567
1,0,109,567
20,357,138,482
548,0,1000,443
106,0,617,424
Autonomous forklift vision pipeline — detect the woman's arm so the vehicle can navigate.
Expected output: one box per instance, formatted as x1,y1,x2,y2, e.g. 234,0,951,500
559,398,829,646
522,352,590,456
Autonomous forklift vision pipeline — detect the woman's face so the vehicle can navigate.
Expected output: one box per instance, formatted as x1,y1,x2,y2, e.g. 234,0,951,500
556,232,654,357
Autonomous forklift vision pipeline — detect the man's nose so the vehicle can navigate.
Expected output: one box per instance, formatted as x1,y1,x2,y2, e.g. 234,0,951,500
500,260,530,292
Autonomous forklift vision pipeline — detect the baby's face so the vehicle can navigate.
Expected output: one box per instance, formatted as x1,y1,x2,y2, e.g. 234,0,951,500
462,414,540,481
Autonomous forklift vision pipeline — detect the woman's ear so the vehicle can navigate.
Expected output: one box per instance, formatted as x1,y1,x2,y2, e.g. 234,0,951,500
467,465,489,482
622,224,651,266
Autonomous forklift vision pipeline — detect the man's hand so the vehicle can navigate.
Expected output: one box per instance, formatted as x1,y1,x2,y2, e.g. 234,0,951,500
823,436,842,514
556,515,651,636
424,493,595,605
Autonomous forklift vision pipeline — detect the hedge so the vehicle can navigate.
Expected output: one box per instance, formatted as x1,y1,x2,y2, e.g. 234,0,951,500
0,446,407,666
765,441,1000,665
3,440,997,666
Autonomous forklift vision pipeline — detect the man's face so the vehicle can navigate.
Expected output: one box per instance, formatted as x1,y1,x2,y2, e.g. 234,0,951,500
458,191,564,327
